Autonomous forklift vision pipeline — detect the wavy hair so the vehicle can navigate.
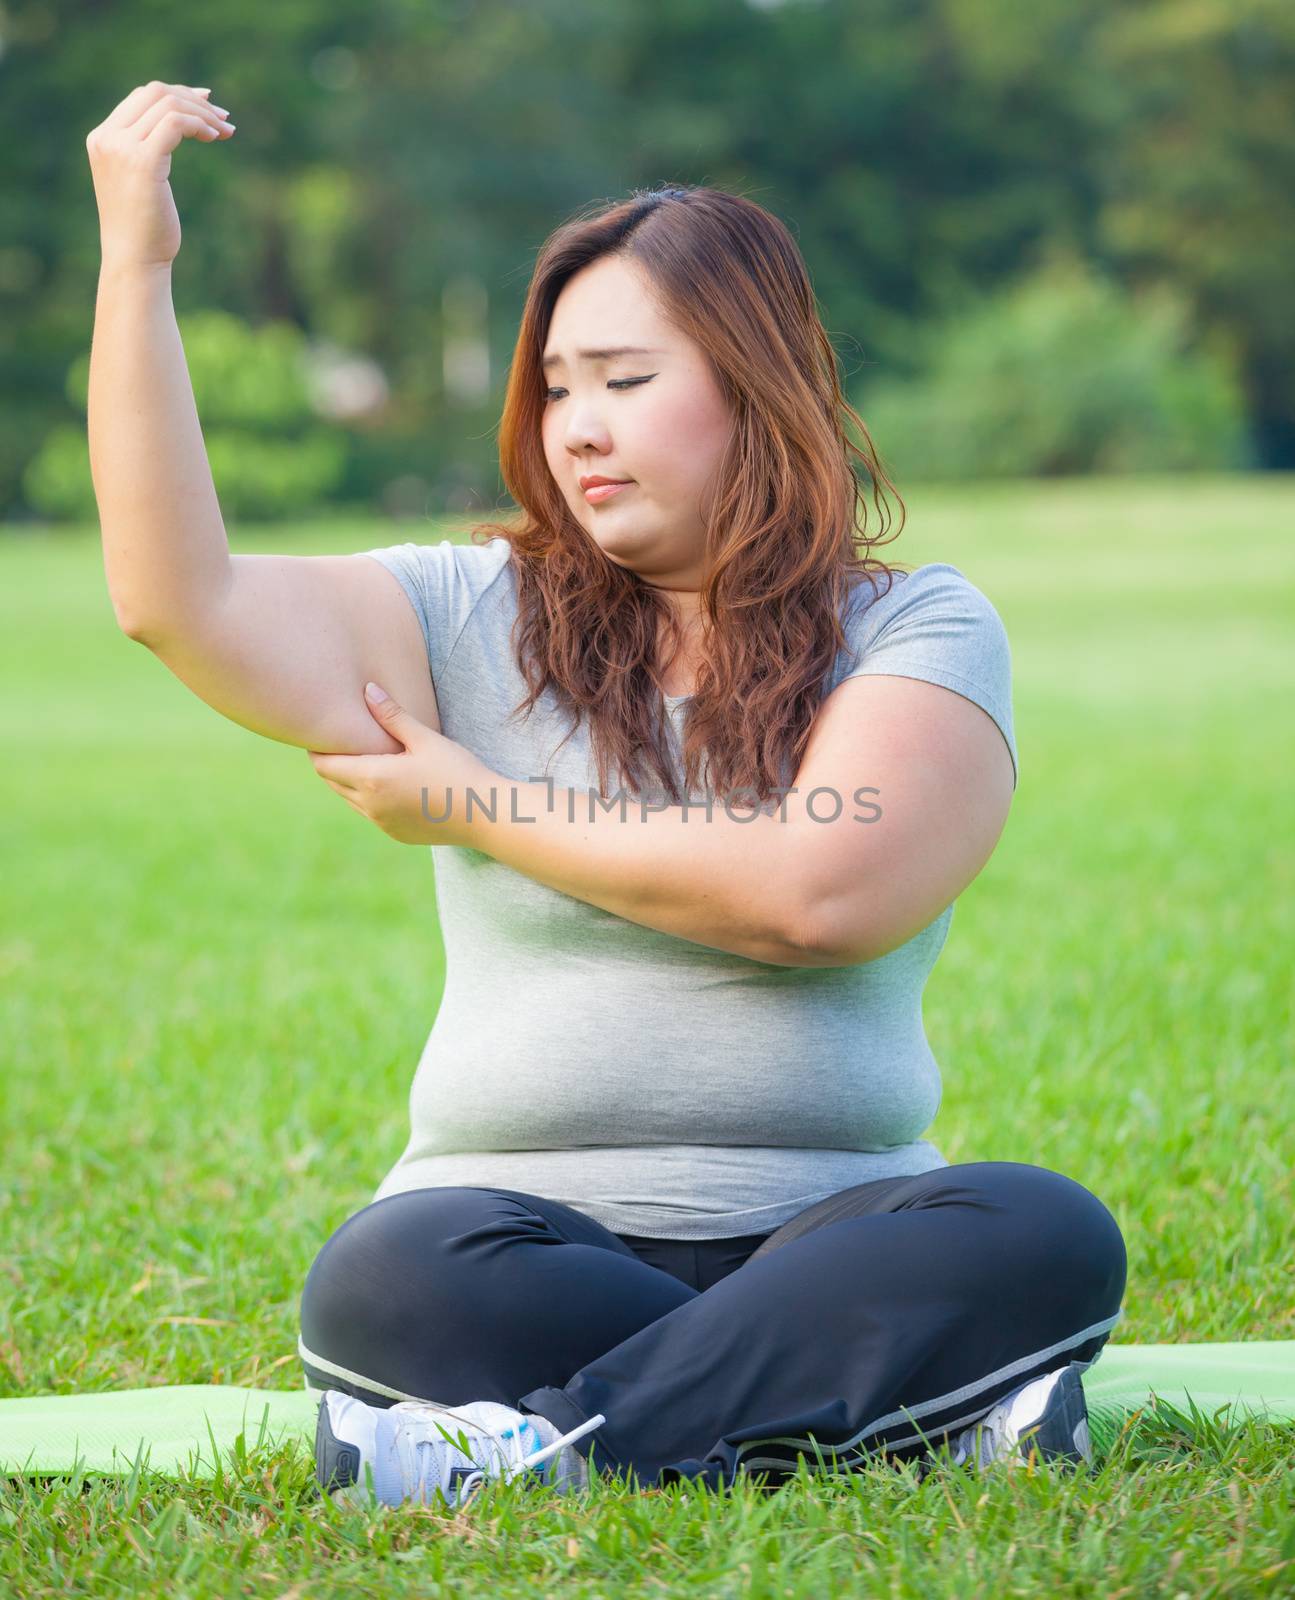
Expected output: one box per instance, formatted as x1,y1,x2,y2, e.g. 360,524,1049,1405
470,183,908,808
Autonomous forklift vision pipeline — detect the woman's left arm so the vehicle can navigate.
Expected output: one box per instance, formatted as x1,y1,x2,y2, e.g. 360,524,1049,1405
473,673,1015,968
309,675,1013,969
468,769,822,968
309,684,818,966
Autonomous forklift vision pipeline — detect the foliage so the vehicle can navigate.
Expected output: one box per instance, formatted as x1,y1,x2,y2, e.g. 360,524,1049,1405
23,311,347,522
859,252,1251,480
1,0,1292,521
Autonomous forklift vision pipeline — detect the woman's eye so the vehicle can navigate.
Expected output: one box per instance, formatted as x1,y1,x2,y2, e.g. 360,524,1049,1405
544,376,654,402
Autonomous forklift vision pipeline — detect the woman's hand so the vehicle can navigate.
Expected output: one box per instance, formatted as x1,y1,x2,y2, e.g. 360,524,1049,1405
308,683,498,848
86,81,235,272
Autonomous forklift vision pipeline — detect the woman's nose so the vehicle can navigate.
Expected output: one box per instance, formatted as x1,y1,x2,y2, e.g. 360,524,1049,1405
564,408,612,451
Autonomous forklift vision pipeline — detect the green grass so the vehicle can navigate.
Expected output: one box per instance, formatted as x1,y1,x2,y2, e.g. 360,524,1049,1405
2,476,1293,1596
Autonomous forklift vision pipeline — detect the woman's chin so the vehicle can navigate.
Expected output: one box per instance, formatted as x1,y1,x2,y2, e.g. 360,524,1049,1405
588,519,652,559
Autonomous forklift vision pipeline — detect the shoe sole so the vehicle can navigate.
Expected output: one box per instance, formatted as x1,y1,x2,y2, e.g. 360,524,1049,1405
315,1391,363,1495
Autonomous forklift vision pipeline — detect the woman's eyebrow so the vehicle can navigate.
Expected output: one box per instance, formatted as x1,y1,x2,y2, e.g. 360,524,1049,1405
540,346,666,371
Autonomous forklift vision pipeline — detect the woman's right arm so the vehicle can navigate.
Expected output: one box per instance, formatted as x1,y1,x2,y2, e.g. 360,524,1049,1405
86,82,439,755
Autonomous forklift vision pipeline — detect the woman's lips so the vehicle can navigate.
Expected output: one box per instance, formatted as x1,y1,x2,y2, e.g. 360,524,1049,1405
583,481,633,504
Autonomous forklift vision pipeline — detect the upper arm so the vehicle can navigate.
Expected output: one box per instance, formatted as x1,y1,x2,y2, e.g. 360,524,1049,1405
787,671,1016,965
132,552,441,754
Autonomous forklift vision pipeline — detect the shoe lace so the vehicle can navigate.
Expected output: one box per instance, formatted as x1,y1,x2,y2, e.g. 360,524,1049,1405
387,1403,606,1506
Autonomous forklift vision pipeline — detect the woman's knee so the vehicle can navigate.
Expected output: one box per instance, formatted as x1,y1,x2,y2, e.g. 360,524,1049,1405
1018,1163,1127,1298
297,1187,514,1393
957,1161,1128,1310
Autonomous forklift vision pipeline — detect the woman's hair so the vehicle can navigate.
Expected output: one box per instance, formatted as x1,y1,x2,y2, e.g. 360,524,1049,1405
472,183,908,807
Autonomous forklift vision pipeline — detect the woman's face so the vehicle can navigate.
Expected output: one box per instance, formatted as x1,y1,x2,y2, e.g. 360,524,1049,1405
540,253,734,599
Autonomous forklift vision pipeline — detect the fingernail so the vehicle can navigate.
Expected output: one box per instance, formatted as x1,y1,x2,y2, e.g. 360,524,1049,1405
195,87,212,96
364,681,389,704
211,104,230,117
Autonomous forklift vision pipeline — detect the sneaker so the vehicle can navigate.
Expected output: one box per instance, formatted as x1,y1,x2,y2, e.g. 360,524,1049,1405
315,1389,606,1509
943,1361,1093,1472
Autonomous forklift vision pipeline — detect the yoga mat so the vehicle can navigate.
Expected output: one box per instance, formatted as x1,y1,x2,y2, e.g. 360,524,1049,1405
2,1342,1293,1481
0,1383,320,1479
1077,1339,1295,1456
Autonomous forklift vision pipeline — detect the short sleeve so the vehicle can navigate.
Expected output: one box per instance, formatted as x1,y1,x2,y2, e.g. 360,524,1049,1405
839,563,1018,791
357,537,509,689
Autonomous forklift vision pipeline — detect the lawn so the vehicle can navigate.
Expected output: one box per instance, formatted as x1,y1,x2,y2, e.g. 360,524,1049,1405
2,475,1292,1596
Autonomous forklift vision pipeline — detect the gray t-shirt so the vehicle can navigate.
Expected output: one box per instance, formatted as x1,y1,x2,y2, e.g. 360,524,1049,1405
359,535,1018,1239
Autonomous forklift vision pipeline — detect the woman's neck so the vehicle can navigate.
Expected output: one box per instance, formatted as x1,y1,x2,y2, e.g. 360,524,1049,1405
657,616,707,699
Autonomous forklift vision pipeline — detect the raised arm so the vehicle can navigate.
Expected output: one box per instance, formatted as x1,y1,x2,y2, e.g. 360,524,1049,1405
85,81,437,754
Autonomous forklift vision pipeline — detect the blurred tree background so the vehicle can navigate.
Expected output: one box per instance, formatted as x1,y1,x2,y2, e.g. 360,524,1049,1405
1,0,1290,526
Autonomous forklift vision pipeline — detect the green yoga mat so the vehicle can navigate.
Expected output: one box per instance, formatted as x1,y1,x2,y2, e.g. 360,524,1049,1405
2,1342,1292,1481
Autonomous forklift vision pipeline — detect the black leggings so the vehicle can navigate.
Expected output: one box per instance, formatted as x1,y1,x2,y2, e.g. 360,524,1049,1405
298,1160,1127,1488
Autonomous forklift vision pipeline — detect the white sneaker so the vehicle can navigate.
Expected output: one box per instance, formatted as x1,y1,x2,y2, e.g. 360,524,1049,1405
315,1390,605,1509
943,1361,1093,1471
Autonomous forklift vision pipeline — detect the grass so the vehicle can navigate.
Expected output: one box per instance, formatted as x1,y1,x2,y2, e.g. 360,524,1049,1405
2,474,1292,1596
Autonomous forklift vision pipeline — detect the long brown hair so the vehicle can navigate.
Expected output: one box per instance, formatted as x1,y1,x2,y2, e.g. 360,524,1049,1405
471,183,908,808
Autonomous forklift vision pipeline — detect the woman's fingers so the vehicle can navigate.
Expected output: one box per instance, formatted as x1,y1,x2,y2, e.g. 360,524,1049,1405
313,765,359,795
132,91,233,150
140,108,235,153
100,82,164,130
105,82,215,132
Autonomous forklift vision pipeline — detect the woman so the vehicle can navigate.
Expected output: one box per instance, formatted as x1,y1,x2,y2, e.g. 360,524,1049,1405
85,86,1126,1511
